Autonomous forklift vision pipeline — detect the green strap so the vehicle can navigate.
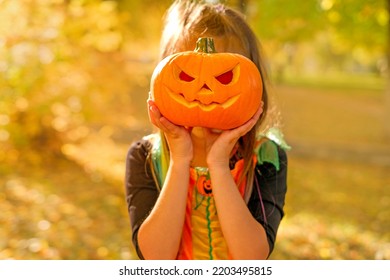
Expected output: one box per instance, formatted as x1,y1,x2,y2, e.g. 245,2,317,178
256,140,281,171
255,127,291,171
205,196,213,260
261,127,291,151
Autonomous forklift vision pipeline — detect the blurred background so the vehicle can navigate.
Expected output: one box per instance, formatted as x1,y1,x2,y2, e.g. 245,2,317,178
0,0,389,260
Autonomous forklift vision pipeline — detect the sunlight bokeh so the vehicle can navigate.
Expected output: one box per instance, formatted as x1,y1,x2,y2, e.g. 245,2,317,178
0,0,389,260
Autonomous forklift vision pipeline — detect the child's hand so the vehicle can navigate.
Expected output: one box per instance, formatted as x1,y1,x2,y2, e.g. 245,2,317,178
147,99,193,163
204,102,264,169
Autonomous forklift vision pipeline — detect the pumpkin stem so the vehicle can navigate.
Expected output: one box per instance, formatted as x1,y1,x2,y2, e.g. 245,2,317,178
195,37,216,53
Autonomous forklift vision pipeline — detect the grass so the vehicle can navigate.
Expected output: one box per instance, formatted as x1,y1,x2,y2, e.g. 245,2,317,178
279,72,386,92
268,80,390,259
270,156,389,260
0,155,134,260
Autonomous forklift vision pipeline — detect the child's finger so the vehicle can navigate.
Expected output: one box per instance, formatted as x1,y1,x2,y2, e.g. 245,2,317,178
148,104,161,126
160,116,187,138
228,105,262,139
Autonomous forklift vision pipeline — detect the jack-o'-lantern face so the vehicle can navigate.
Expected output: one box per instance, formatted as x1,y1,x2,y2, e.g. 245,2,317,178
150,37,263,130
196,175,212,197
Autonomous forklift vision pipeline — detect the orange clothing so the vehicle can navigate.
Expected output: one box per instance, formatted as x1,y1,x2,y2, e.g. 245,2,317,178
177,159,247,260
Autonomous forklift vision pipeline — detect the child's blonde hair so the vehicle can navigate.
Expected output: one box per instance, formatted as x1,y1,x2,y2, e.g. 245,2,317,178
151,0,276,202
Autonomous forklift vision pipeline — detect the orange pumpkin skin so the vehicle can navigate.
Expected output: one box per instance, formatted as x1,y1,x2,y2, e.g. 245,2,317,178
196,175,212,196
150,38,263,130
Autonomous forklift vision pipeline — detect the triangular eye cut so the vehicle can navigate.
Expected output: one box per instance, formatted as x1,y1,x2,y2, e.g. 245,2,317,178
179,71,195,82
215,70,233,85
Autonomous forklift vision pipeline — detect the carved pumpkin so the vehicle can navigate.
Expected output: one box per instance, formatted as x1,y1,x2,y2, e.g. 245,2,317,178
150,37,263,130
196,175,212,197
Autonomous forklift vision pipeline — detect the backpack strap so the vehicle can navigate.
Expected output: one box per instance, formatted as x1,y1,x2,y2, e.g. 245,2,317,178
144,133,167,192
255,127,291,171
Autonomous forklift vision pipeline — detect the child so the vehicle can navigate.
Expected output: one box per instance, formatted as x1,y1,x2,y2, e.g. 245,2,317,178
125,0,288,260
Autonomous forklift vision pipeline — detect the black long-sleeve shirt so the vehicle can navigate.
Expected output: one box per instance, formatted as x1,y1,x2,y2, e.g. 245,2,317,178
125,137,288,259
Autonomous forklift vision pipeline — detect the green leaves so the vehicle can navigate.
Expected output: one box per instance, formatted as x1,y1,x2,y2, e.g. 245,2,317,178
253,0,387,51
247,0,388,82
254,0,326,42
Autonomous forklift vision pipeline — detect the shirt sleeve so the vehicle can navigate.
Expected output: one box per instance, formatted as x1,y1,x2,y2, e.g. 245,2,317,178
247,144,288,256
124,139,158,259
125,138,288,259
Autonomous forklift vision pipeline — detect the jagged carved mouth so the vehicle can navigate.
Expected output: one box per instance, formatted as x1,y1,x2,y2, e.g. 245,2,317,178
164,87,240,112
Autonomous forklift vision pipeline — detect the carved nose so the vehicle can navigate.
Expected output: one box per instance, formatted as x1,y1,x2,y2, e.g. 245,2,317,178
198,83,214,105
202,83,210,90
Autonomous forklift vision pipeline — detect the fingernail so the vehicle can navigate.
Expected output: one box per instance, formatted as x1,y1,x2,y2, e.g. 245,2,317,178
150,105,159,116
